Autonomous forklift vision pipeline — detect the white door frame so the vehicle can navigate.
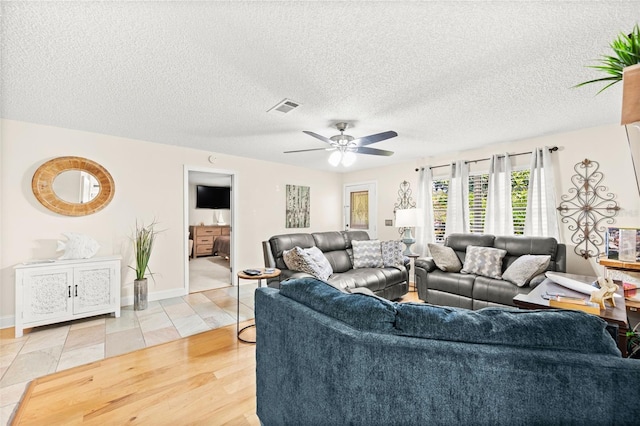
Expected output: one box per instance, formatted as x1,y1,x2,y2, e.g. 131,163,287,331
343,181,378,239
183,165,238,293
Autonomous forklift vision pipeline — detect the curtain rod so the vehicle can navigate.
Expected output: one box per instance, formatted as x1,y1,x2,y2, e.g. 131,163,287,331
414,146,558,172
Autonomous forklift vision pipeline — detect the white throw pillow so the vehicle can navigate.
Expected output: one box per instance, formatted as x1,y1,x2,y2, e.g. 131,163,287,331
352,240,383,268
282,246,333,281
502,255,551,287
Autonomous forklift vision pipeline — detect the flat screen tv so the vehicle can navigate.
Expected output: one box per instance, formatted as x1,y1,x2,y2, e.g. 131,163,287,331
196,185,231,209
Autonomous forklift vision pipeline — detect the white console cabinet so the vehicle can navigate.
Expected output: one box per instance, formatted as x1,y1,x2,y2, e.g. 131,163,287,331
15,256,121,337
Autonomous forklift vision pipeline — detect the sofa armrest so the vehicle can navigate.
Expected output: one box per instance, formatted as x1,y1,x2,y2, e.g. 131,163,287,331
267,270,314,289
262,240,276,268
415,257,437,273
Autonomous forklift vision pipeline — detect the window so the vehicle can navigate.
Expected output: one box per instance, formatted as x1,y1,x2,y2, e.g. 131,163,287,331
468,174,489,233
432,179,448,243
431,169,530,239
511,170,530,235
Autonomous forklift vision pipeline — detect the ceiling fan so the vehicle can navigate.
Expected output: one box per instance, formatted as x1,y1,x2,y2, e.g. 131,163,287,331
284,122,397,167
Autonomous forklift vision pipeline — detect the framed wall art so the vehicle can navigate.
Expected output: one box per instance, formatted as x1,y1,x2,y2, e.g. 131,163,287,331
286,185,310,228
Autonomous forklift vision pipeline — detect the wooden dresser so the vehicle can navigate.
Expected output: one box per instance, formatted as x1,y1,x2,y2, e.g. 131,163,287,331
190,225,230,258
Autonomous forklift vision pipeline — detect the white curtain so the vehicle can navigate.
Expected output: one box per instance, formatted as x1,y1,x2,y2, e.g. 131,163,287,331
484,154,514,236
415,167,435,256
524,147,560,239
445,160,469,235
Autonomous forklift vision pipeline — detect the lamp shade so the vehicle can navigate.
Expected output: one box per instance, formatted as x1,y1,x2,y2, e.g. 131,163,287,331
395,208,421,227
328,151,342,166
342,151,357,167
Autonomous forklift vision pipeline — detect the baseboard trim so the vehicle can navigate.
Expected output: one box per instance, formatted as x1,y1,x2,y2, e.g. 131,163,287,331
120,287,188,308
1,315,15,329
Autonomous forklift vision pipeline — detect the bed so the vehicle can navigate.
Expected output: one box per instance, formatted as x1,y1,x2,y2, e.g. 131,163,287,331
212,235,230,259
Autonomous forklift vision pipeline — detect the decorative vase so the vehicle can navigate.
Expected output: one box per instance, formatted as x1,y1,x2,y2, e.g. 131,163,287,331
622,63,640,125
134,278,148,311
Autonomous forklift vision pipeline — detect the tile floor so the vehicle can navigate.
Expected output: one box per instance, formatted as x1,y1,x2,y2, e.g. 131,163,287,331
0,282,257,425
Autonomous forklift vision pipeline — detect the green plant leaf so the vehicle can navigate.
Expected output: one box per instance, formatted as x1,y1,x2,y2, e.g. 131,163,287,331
131,220,162,281
575,24,640,93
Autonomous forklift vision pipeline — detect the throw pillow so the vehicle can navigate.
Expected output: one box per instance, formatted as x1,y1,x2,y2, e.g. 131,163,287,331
352,240,383,268
427,243,462,272
282,246,333,281
502,255,551,287
460,245,507,279
381,240,404,268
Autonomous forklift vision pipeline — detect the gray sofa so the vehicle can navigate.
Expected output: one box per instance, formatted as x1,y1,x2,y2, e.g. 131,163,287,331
263,230,409,300
415,233,566,309
255,278,640,425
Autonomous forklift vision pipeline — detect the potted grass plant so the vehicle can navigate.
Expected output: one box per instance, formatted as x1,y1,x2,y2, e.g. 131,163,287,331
131,220,159,310
575,24,640,124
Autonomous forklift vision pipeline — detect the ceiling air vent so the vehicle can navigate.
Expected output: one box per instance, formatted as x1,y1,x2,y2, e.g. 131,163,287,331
268,98,301,115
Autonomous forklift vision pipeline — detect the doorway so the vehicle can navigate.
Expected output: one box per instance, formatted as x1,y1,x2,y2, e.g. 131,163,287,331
344,182,377,238
183,166,236,294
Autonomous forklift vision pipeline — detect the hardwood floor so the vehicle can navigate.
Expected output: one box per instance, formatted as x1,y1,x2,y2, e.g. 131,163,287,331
11,290,420,425
11,320,260,425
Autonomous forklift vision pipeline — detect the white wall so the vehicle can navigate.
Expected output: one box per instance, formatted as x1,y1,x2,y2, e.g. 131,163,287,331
0,119,343,327
344,124,640,277
3,119,639,327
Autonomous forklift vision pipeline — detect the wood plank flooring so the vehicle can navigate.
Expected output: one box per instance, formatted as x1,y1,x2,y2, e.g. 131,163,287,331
11,320,259,425
11,290,420,425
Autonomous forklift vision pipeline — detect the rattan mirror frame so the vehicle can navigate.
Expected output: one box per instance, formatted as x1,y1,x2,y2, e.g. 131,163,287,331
32,156,115,216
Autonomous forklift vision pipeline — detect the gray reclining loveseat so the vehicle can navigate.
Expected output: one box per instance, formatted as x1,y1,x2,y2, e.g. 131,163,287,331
415,233,566,309
263,230,409,300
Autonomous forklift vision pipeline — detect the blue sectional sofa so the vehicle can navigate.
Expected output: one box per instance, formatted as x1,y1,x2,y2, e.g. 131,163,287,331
255,277,640,426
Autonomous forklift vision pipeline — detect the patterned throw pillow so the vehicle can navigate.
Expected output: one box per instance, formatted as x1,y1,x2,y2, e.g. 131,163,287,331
427,243,462,272
502,255,551,287
352,240,383,268
461,246,507,279
282,246,333,281
381,240,404,268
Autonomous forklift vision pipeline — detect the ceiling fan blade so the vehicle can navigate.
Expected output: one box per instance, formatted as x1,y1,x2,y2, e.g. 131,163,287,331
284,148,333,154
354,146,394,156
302,131,334,145
353,131,398,147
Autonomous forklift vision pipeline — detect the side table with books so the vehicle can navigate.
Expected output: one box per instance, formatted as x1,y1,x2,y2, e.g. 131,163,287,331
513,274,629,356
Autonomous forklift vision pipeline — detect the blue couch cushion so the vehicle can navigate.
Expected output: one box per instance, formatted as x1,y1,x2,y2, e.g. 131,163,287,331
395,303,620,356
279,277,397,332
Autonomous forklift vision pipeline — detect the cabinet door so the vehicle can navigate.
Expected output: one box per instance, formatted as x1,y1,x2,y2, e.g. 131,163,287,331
22,268,73,323
73,264,116,315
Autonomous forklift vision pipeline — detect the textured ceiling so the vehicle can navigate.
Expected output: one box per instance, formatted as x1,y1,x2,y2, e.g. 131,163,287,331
1,1,637,172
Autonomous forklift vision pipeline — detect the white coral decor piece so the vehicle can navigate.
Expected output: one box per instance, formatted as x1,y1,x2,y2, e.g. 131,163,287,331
56,232,100,260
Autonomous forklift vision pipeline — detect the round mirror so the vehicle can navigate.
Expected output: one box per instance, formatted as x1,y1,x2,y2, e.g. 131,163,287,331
32,157,115,216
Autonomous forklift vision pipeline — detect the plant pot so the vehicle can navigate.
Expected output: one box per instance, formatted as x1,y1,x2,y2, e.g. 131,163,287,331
134,278,148,311
622,63,640,125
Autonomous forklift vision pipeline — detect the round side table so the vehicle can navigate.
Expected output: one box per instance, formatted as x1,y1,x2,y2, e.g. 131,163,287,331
236,268,281,343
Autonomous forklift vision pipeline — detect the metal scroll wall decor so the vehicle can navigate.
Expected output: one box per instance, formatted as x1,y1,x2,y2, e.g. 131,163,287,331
393,180,416,235
557,159,620,259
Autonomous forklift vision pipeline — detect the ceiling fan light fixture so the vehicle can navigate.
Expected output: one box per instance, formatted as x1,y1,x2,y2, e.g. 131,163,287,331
342,151,357,167
328,150,342,166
